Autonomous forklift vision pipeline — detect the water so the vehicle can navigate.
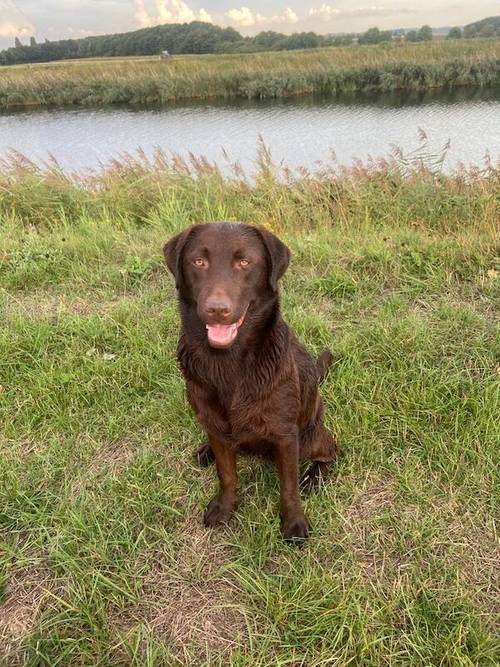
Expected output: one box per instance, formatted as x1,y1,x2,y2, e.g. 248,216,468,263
1,88,499,174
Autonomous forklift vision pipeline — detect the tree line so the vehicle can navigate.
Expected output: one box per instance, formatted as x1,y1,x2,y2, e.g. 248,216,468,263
1,17,498,66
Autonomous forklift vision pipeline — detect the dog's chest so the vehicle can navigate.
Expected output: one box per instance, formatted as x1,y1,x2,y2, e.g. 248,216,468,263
189,369,269,443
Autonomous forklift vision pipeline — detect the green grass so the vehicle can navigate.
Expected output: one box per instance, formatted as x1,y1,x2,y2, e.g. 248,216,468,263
1,39,499,108
0,150,499,665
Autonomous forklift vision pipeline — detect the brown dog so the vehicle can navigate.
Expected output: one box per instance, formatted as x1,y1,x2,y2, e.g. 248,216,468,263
164,222,337,542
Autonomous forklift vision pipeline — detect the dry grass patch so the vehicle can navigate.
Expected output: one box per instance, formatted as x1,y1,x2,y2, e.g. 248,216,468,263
0,559,59,664
110,519,249,658
70,440,135,495
1,291,136,320
341,472,398,581
427,504,500,617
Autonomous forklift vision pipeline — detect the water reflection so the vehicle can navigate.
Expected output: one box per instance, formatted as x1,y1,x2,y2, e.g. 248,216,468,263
1,87,499,173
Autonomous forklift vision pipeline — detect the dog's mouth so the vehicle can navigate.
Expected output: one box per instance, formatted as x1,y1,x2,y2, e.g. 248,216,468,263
206,307,248,349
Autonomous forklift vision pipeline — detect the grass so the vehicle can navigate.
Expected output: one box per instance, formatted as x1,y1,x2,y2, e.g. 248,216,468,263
0,148,499,665
1,39,499,109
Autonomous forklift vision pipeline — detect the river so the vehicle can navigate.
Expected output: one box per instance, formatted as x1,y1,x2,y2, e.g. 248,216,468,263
1,87,499,174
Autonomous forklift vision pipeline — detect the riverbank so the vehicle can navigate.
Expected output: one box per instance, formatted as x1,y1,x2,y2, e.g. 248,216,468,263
1,39,499,109
1,152,498,664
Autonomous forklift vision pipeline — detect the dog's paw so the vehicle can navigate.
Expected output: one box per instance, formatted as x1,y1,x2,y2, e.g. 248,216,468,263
195,442,215,467
281,513,310,544
203,495,235,527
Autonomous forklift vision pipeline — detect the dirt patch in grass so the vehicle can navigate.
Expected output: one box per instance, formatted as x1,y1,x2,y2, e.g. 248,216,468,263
110,519,249,658
1,291,135,320
340,474,499,623
428,505,500,617
342,472,398,580
2,292,94,318
71,440,135,495
0,560,58,664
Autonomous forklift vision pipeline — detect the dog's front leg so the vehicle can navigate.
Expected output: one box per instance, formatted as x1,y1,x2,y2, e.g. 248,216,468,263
203,437,238,527
275,431,310,543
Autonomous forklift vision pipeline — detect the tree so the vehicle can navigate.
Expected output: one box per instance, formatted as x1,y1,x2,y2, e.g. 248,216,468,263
330,34,354,47
464,15,500,38
253,31,285,49
276,32,321,50
463,25,477,38
479,24,496,38
14,36,22,48
359,27,381,44
358,27,393,45
447,26,463,39
418,25,433,41
30,36,37,46
405,29,418,42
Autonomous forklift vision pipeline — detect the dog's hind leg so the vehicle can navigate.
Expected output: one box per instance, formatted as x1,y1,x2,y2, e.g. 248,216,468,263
316,349,334,383
300,426,337,495
195,441,215,467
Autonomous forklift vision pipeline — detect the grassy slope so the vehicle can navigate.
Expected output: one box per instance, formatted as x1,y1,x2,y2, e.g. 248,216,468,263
1,39,499,108
0,153,499,665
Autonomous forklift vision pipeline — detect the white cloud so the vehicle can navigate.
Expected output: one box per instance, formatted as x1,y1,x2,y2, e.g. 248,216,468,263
226,6,299,28
155,0,212,24
0,0,34,38
133,0,212,28
309,4,416,19
133,0,152,28
226,7,264,27
198,8,213,23
283,8,299,24
308,4,340,19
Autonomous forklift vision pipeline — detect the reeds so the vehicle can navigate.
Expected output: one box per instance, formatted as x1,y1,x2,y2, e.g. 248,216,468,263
1,39,499,108
1,141,498,232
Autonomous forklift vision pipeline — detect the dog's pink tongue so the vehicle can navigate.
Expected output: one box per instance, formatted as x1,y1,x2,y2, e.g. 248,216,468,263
206,323,237,346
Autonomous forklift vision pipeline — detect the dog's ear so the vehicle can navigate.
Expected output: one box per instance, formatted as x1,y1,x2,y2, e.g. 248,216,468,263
163,225,200,290
255,226,290,292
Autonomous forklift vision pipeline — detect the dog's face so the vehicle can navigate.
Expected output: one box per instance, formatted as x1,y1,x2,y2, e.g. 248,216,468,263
164,222,290,349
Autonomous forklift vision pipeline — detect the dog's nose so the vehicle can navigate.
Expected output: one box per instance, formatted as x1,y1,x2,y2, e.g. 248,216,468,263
205,299,232,320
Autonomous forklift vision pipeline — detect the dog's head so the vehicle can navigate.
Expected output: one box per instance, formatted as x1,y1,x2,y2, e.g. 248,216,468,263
164,222,290,349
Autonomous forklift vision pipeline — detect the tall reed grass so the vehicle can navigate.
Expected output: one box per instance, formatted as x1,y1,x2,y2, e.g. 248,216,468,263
1,39,499,108
1,141,498,232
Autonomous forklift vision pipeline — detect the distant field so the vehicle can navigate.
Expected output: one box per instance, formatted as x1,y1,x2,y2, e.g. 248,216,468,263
0,150,499,664
1,39,499,108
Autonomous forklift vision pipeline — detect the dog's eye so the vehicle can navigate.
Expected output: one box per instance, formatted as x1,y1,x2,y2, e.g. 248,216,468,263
238,259,250,268
193,258,207,268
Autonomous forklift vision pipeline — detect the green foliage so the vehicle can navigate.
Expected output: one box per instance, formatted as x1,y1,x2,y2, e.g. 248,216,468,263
0,21,243,65
406,26,434,43
418,25,433,41
448,27,463,40
359,27,393,45
464,15,500,38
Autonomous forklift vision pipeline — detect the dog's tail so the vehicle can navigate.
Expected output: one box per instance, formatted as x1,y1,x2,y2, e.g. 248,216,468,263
316,349,334,384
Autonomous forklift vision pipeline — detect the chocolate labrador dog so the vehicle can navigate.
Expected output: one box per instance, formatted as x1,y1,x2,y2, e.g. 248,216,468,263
164,222,337,542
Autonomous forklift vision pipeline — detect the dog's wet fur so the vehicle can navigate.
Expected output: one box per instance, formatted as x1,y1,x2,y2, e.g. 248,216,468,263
164,222,337,542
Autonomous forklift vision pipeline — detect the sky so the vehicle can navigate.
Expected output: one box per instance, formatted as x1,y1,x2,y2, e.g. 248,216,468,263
1,1,499,49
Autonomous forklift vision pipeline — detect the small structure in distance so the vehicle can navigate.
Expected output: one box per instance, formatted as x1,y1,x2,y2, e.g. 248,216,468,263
160,50,171,60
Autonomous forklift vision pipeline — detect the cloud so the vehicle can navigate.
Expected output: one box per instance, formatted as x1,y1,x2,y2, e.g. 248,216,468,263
133,0,152,28
155,0,212,23
283,8,299,24
226,7,264,27
133,0,212,28
226,6,298,28
0,0,34,38
309,4,416,19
